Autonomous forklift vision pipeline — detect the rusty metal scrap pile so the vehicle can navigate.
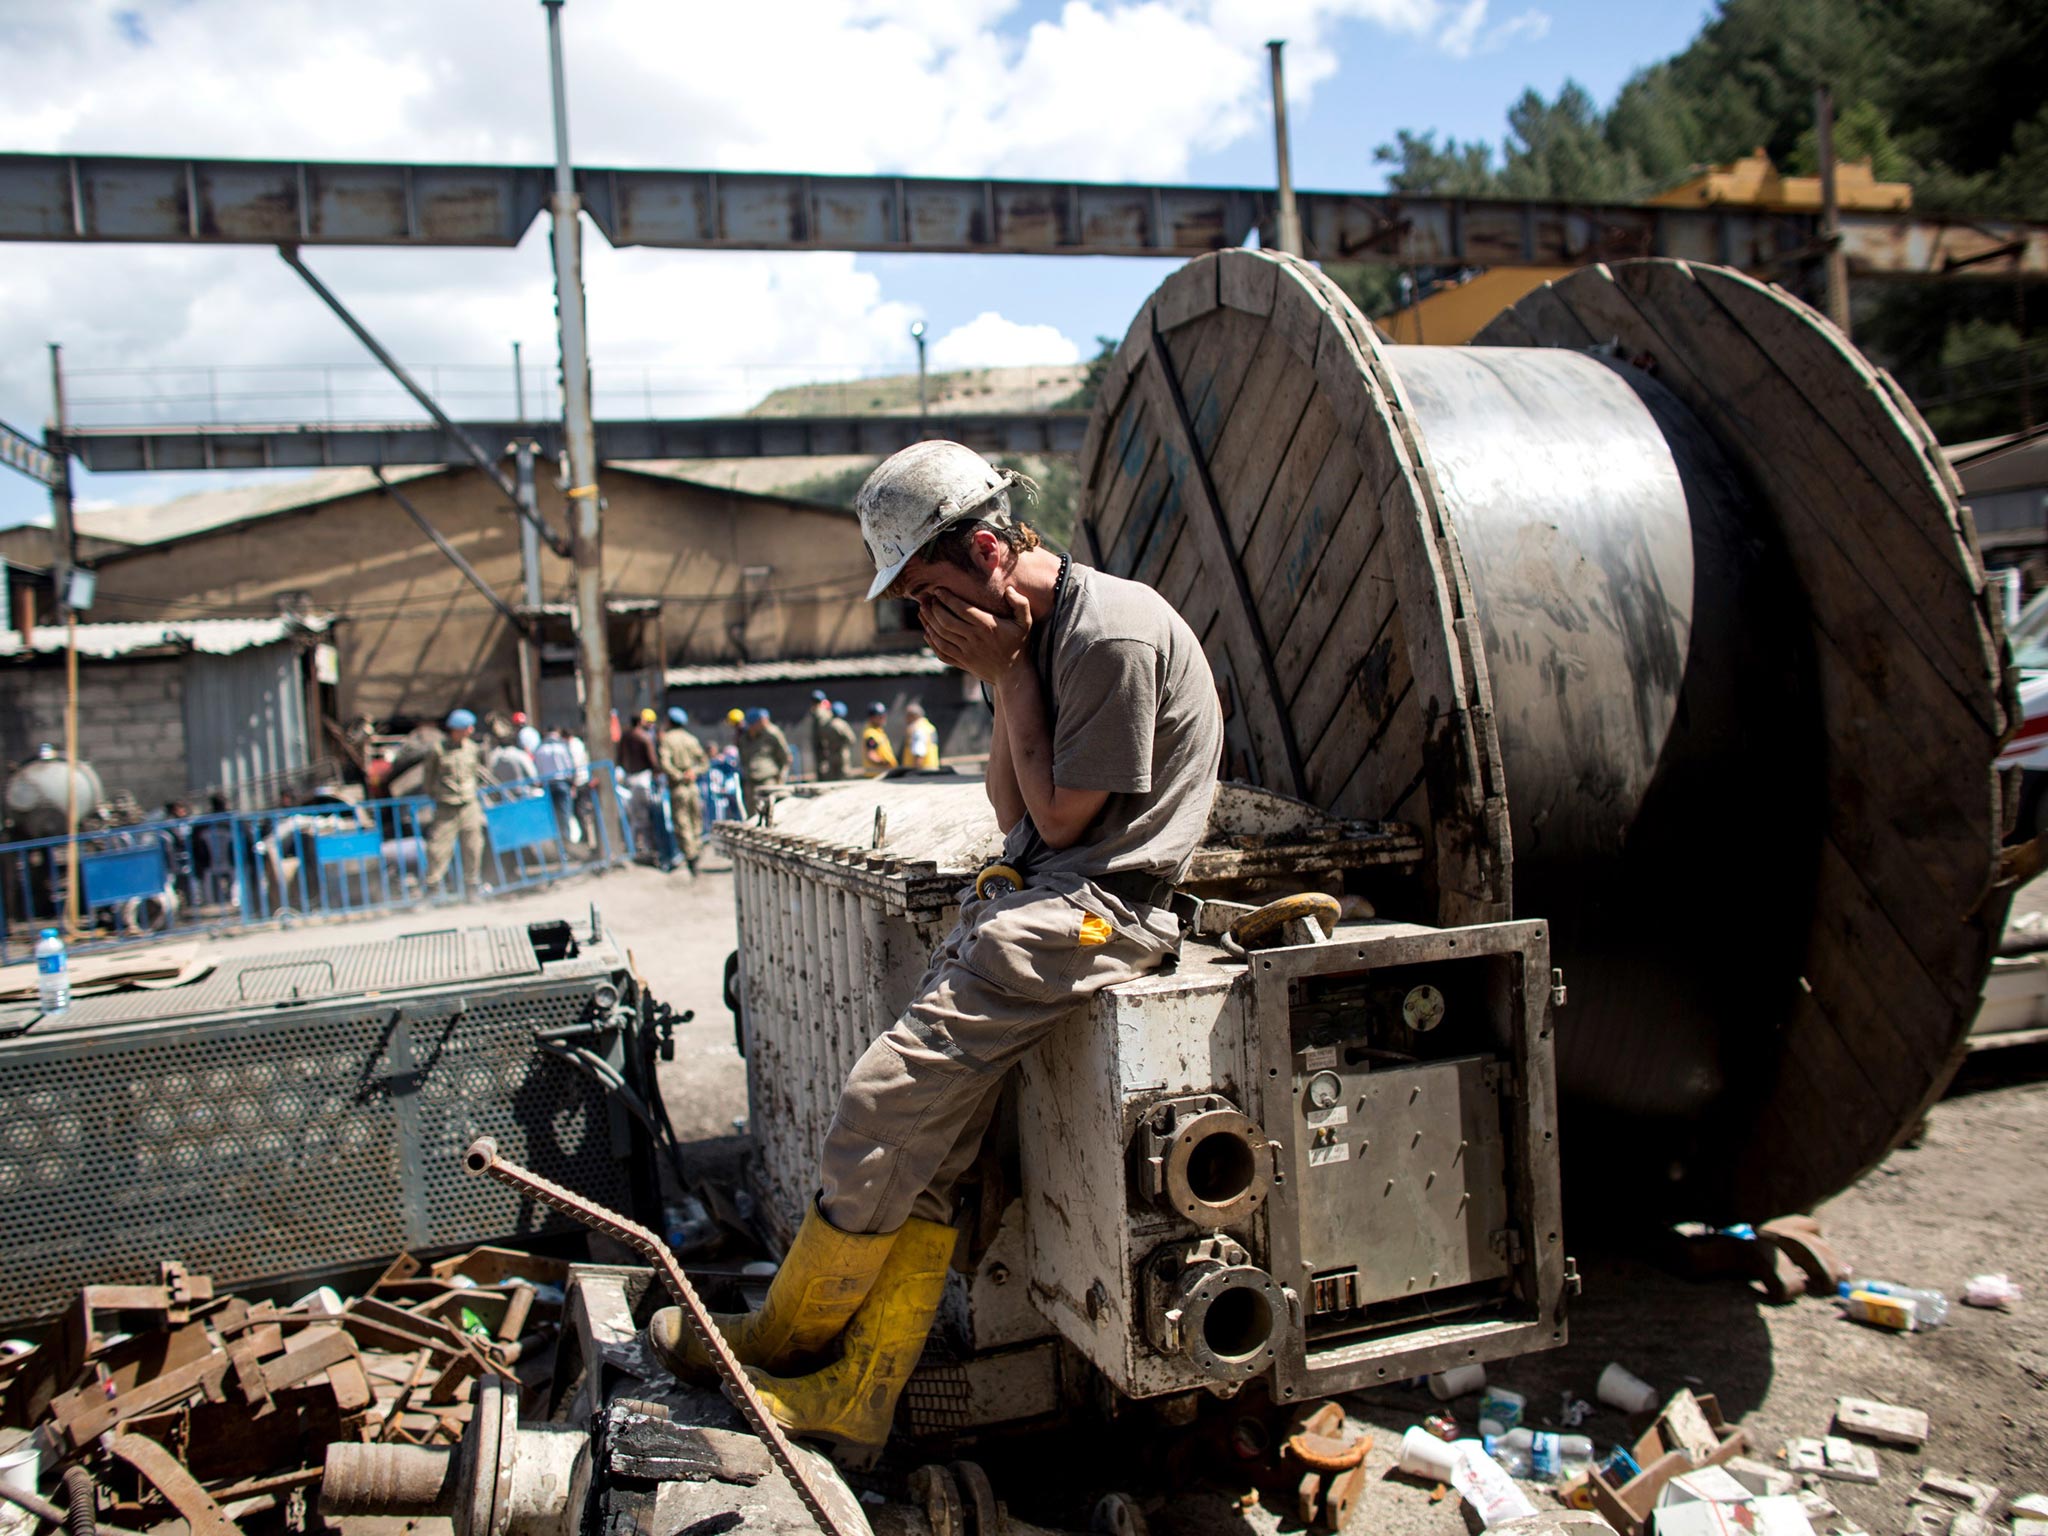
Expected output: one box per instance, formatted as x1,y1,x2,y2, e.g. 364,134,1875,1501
0,1249,567,1535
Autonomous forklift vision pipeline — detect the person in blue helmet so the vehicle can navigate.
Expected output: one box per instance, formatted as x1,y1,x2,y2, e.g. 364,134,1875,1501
738,706,791,813
421,708,487,895
658,706,708,874
815,697,859,781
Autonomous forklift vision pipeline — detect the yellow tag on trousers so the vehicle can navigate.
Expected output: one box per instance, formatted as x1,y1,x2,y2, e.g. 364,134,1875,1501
1078,914,1113,947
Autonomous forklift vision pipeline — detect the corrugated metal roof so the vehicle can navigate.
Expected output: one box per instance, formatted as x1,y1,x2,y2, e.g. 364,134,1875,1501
77,466,444,548
664,650,949,687
0,615,331,660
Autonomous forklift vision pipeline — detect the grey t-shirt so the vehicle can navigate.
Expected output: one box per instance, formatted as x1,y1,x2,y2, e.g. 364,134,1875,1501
1002,563,1222,885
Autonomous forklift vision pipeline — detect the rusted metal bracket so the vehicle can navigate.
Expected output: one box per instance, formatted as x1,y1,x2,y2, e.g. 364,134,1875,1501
109,1430,245,1536
460,1137,856,1536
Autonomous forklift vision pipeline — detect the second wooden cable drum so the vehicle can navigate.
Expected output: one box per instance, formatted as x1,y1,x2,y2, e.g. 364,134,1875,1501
1077,249,2013,1221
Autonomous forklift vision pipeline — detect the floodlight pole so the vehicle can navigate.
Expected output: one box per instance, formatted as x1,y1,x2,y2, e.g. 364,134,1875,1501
1267,41,1303,258
512,340,543,721
543,0,614,773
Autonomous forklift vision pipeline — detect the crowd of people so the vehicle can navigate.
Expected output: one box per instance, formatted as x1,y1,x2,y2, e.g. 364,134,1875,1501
390,695,944,890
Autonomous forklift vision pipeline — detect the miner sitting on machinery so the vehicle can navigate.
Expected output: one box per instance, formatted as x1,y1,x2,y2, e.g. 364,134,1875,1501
647,441,1224,1447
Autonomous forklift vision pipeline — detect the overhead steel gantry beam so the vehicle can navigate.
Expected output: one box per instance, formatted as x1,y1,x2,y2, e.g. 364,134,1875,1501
60,411,1089,474
0,152,2042,277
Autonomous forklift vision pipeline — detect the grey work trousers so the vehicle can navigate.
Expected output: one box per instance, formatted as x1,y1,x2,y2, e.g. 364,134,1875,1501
818,880,1173,1235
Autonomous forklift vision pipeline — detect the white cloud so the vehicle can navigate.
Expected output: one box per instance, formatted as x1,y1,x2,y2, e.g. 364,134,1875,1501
1433,0,1551,59
926,312,1082,371
0,0,1511,525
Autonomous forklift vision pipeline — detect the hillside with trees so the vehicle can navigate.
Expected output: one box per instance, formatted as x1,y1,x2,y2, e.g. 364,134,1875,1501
1330,0,2046,442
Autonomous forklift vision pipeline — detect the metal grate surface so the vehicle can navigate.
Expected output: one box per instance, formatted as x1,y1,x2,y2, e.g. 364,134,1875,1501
3,927,542,1034
0,967,632,1327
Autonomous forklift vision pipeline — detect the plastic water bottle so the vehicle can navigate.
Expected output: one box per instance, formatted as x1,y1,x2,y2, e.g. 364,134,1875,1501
1838,1278,1948,1327
34,928,68,1013
1484,1428,1595,1482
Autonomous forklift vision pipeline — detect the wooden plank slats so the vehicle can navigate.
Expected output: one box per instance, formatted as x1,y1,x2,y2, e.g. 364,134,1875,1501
1138,313,1308,798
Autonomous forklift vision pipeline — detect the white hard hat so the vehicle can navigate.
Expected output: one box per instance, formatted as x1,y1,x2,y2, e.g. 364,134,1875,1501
856,441,1029,601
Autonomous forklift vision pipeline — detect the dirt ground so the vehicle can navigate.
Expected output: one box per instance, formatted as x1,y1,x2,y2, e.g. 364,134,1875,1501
192,854,2048,1531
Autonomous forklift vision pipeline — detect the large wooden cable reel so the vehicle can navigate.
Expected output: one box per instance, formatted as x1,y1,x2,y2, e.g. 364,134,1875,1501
1078,249,2012,1220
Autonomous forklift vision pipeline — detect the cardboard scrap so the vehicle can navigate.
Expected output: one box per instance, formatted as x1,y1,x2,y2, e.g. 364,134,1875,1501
1833,1396,1929,1449
1787,1437,1880,1485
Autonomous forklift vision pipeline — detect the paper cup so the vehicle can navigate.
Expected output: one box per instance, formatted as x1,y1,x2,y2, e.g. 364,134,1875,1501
0,1433,40,1536
1597,1361,1658,1414
1428,1363,1487,1400
1399,1426,1461,1482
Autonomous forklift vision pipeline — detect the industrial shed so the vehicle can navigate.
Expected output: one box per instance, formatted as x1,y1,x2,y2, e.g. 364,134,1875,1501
0,615,336,813
13,463,931,728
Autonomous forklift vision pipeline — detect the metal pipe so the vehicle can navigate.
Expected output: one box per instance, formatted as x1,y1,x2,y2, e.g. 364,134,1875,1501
276,245,571,559
542,0,614,781
514,340,543,721
1815,86,1850,336
1266,42,1302,258
50,342,80,940
369,469,528,629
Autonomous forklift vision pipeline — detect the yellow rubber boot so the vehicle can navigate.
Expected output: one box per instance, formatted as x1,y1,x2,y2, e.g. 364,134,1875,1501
744,1218,958,1451
647,1203,897,1382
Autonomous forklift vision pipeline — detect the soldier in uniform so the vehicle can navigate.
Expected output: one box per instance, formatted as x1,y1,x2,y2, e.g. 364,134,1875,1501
420,708,488,896
739,707,791,813
824,701,860,780
658,707,708,875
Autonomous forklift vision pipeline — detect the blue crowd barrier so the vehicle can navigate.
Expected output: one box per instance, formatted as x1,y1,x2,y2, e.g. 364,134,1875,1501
0,761,644,966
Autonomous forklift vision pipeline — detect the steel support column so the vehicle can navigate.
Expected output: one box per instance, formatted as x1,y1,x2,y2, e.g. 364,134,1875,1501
543,0,613,776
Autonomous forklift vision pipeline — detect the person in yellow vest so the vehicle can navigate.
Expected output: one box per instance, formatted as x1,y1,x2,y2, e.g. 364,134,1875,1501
901,701,940,769
860,702,897,776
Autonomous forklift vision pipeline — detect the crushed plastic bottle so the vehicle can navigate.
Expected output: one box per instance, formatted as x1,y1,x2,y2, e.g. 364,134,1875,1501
1838,1278,1947,1327
1962,1273,2021,1309
1483,1428,1595,1483
34,928,67,1014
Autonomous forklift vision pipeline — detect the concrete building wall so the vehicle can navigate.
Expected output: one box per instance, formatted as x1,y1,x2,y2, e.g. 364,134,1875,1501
0,657,189,813
85,468,912,726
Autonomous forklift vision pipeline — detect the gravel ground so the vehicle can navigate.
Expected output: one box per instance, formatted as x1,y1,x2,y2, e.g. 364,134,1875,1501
188,857,2048,1531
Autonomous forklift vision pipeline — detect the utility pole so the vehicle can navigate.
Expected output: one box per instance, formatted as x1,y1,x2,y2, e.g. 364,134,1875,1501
512,340,543,721
910,321,928,418
48,343,80,938
1267,41,1303,258
1814,85,1851,338
542,0,613,772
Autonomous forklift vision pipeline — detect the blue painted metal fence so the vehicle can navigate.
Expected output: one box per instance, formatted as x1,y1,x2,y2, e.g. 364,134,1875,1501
0,761,654,965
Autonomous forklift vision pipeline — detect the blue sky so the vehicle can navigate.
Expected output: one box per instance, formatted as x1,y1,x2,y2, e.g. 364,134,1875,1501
0,0,1715,530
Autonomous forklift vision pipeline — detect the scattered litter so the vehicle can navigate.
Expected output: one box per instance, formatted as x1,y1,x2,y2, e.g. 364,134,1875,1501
1962,1273,2022,1309
1837,1277,1949,1328
1400,1426,1463,1481
1908,1470,1999,1515
2013,1493,2048,1516
1725,1457,1796,1498
1658,1467,1754,1509
1787,1437,1880,1484
1561,1392,1594,1429
1832,1396,1929,1448
1450,1440,1540,1529
1432,1363,1489,1400
1480,1386,1528,1435
1424,1414,1460,1441
1599,1361,1659,1414
1838,1288,1921,1332
1660,1392,1725,1464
